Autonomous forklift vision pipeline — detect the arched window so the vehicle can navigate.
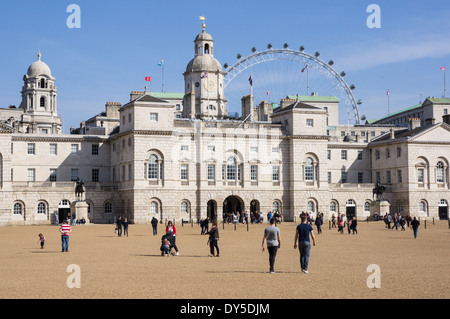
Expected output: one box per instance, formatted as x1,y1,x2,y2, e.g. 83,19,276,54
419,201,426,212
330,202,336,212
181,201,189,214
37,202,46,215
227,157,236,180
105,202,113,214
13,203,22,215
204,43,210,54
40,79,46,88
305,157,314,181
150,201,159,214
148,155,159,179
436,161,445,183
364,201,371,212
307,201,315,212
40,96,46,107
272,201,280,213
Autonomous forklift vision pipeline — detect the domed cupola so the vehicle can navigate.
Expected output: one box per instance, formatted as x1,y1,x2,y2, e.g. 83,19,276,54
183,17,227,119
26,51,54,79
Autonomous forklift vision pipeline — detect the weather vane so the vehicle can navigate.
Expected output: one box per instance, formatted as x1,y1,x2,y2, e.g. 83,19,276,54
199,15,206,31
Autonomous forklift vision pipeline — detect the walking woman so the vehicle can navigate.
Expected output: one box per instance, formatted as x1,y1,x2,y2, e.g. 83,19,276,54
166,221,179,255
261,218,281,273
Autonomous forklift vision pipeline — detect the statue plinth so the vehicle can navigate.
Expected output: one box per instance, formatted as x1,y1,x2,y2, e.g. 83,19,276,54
70,201,90,224
371,200,390,218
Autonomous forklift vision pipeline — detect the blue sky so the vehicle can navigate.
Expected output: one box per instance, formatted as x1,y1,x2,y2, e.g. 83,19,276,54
0,0,449,132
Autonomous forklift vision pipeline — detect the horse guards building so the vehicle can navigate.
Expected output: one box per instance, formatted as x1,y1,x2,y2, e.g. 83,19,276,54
1,25,450,226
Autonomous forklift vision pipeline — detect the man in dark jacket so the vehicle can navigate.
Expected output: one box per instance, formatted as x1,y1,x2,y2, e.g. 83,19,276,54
207,222,219,257
151,217,158,236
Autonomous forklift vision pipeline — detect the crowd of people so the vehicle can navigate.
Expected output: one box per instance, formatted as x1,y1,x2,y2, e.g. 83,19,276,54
222,211,283,225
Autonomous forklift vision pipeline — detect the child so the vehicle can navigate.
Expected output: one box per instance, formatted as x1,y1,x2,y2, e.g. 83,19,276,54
161,238,170,256
38,233,46,249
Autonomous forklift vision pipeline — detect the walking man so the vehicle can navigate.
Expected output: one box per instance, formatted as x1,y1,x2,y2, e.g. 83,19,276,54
294,212,316,274
410,217,420,239
261,218,281,274
116,216,123,237
60,219,71,252
151,216,158,236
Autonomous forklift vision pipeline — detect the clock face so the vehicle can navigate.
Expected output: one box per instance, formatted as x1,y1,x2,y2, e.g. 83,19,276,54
195,82,200,88
204,79,216,92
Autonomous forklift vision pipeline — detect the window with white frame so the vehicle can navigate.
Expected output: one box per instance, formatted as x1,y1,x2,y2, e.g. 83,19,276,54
49,169,57,182
71,169,79,182
13,203,22,215
207,164,215,180
330,202,336,212
105,202,113,214
50,143,57,155
150,201,158,214
37,202,46,215
27,168,35,182
419,201,426,212
71,144,79,154
181,201,189,214
272,166,280,181
418,168,424,183
148,155,159,180
226,157,236,180
364,202,370,212
306,119,314,127
436,161,445,183
180,164,189,181
272,201,280,213
341,150,347,160
250,165,258,181
28,143,35,155
150,113,158,122
305,157,314,181
307,201,315,212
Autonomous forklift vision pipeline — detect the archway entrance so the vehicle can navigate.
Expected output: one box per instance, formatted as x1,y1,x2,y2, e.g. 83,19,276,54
438,199,448,220
250,200,260,214
207,200,217,222
346,199,356,219
58,200,71,224
223,196,245,221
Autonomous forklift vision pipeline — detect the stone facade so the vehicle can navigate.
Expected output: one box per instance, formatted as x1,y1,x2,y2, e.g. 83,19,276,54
0,27,449,226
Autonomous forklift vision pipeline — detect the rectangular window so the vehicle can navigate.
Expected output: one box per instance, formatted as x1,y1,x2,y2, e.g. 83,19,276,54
207,145,215,152
250,146,258,153
376,171,381,182
306,119,314,127
418,168,424,183
237,165,242,181
375,150,380,160
112,167,116,182
341,150,347,160
92,169,99,182
358,172,364,183
176,104,181,111
251,165,258,181
272,147,279,153
386,170,391,184
328,171,332,183
357,151,363,160
28,168,35,182
128,164,132,181
150,113,158,122
28,143,35,155
50,143,57,155
92,144,99,156
397,170,402,183
341,171,347,183
222,165,226,181
181,164,188,181
207,164,215,181
327,150,331,160
50,169,57,182
71,169,79,182
386,149,390,159
272,166,280,181
181,145,189,151
397,147,401,158
71,144,79,154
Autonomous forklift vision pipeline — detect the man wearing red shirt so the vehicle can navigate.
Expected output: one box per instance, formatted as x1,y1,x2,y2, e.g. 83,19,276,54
60,220,71,252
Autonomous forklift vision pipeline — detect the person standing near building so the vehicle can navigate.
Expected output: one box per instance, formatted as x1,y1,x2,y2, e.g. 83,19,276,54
116,216,123,237
315,213,323,234
294,213,316,274
410,217,420,239
151,216,158,236
123,218,129,237
261,218,281,274
59,220,71,252
207,221,220,257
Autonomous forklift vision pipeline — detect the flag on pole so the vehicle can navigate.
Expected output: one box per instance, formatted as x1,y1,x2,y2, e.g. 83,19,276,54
387,89,389,96
301,64,309,72
248,74,253,86
145,76,151,82
157,59,164,67
266,91,270,95
441,66,446,71
201,72,209,79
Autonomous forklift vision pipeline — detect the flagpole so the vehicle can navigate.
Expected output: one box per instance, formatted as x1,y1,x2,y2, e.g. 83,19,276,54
307,66,310,96
162,63,165,93
387,89,390,115
444,65,446,98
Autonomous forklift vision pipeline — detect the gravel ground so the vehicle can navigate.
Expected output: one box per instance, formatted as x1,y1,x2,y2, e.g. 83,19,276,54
0,220,448,299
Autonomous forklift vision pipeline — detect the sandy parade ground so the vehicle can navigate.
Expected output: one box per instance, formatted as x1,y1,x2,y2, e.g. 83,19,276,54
0,219,449,300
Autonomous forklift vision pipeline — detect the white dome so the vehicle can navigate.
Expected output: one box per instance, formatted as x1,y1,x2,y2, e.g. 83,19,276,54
26,52,52,78
186,55,222,73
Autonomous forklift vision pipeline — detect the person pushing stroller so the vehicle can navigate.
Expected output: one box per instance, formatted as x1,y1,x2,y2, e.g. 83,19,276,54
160,231,175,256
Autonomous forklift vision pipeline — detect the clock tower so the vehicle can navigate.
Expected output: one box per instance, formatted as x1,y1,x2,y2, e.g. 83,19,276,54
183,20,227,119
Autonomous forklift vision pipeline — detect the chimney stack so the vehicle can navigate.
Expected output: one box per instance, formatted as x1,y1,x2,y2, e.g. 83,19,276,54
408,118,421,130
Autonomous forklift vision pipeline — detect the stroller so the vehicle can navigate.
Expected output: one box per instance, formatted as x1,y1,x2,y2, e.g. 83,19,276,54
160,231,176,256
